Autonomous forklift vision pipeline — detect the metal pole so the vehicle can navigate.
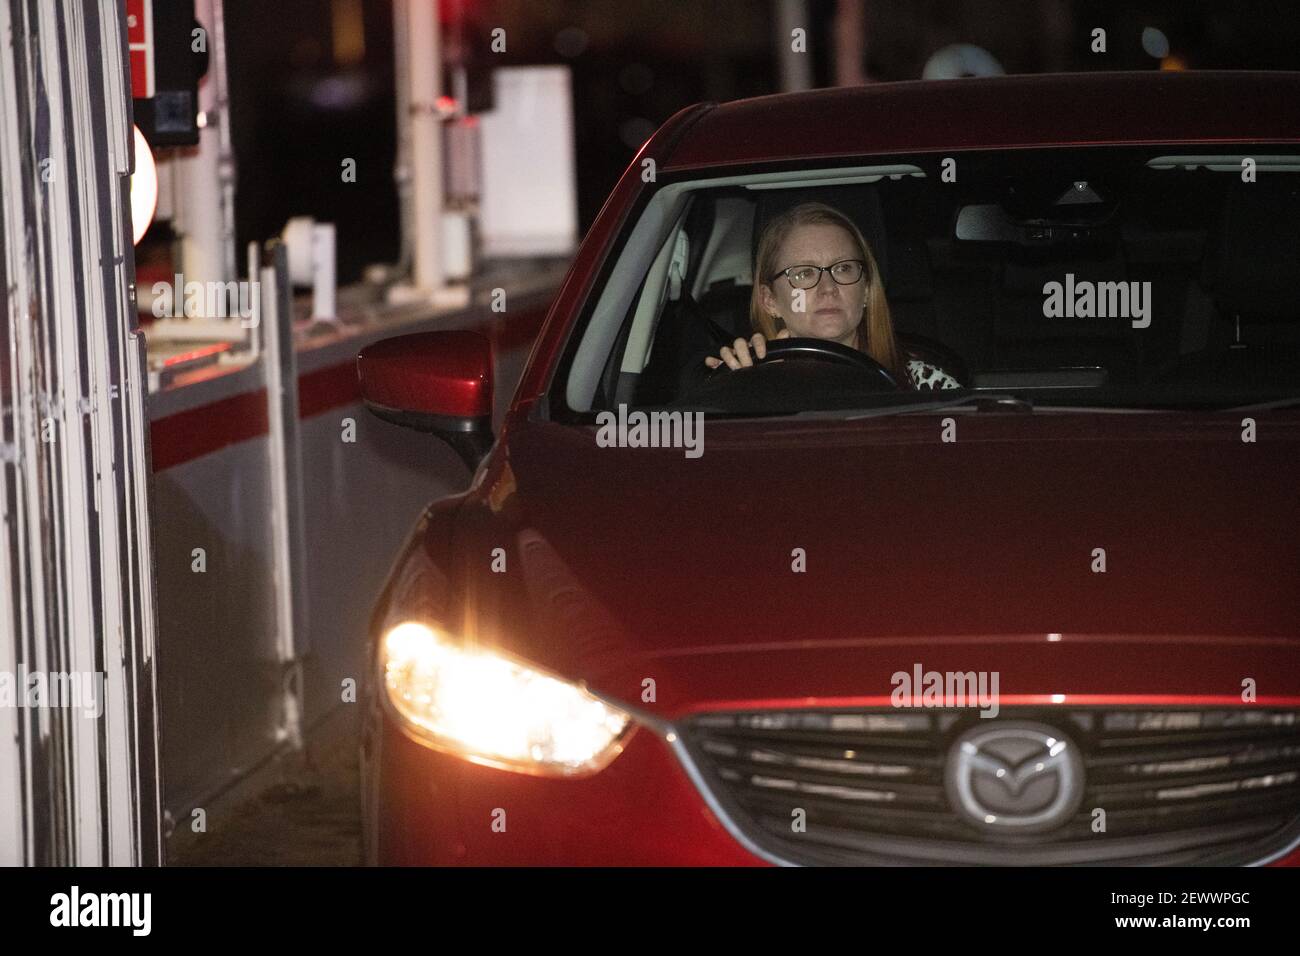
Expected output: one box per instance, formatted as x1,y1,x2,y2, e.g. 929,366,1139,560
774,0,814,93
260,241,309,749
392,0,413,276
834,0,866,87
175,0,237,293
208,0,238,282
406,0,444,293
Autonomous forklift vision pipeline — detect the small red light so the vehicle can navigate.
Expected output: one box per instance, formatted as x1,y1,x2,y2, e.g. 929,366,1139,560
162,342,231,367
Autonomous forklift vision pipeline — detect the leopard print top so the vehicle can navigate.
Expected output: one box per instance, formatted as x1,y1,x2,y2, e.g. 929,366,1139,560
907,358,962,391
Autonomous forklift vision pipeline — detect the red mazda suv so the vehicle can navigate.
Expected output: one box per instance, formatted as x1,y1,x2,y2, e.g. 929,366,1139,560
358,72,1300,865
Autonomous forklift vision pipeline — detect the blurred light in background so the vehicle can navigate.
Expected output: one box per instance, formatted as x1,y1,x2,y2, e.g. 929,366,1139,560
130,124,157,245
309,72,369,110
921,43,1005,79
331,0,366,67
1142,27,1171,59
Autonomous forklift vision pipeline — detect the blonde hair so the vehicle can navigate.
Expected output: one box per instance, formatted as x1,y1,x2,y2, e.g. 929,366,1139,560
749,201,908,384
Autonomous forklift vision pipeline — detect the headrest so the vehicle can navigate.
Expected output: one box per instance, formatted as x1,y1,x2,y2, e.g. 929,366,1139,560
751,185,889,287
1205,182,1300,321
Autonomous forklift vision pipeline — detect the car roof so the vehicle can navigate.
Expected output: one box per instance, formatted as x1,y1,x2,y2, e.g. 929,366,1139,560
662,71,1300,172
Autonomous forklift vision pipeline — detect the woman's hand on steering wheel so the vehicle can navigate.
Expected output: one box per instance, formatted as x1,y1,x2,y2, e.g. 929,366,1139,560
705,329,791,370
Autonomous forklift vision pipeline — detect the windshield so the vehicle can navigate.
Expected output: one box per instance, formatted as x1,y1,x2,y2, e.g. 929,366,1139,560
556,146,1300,419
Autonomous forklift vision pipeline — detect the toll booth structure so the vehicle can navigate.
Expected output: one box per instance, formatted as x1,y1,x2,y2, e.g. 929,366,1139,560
2,0,576,864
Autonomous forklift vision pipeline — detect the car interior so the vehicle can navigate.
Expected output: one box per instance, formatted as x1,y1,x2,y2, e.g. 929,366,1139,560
573,148,1300,416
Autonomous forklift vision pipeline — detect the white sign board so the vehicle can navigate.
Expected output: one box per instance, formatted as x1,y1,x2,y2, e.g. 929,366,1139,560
478,66,578,258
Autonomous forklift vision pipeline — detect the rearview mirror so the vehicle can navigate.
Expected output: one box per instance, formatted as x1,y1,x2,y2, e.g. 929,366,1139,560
356,330,493,469
953,203,1021,242
955,202,1116,246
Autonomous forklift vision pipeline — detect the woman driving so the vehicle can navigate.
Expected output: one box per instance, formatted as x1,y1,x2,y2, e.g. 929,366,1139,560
705,201,960,390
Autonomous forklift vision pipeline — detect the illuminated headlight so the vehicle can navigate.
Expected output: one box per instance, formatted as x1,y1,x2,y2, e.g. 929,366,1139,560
381,621,632,775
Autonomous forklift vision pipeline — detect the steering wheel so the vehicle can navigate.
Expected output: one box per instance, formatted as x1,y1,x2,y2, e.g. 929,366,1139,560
708,336,901,390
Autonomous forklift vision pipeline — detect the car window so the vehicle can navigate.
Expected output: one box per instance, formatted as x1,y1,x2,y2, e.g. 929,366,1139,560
557,148,1300,419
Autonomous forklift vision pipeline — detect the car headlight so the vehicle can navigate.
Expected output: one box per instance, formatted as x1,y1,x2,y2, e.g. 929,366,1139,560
380,621,632,775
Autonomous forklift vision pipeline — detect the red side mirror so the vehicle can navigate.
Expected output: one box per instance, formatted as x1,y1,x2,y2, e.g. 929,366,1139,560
357,330,493,466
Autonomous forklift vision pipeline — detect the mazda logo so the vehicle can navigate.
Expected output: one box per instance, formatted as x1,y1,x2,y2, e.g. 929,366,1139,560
944,720,1084,834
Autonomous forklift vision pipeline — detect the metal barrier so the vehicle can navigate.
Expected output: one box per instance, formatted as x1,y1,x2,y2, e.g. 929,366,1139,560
0,0,161,866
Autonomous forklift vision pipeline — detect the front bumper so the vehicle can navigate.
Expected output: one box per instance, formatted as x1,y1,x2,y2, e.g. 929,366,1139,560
365,705,1300,867
367,711,767,865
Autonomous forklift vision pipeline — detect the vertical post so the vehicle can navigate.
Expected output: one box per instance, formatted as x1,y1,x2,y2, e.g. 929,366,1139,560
260,240,309,749
392,0,413,276
405,0,444,293
833,0,866,87
774,0,813,93
174,0,237,292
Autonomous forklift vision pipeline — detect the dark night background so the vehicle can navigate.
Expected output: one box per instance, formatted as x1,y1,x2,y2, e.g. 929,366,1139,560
214,0,1300,284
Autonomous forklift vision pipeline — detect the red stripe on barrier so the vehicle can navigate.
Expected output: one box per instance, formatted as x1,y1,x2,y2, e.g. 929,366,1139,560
297,360,361,419
147,355,376,471
149,388,269,472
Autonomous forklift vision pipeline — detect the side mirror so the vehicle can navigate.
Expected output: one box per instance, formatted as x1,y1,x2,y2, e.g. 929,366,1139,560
357,330,493,469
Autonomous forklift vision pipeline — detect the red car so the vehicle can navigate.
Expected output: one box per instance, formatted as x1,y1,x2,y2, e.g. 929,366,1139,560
358,71,1300,866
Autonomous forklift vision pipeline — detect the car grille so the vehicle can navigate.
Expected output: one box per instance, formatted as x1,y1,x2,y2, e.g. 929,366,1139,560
681,707,1300,865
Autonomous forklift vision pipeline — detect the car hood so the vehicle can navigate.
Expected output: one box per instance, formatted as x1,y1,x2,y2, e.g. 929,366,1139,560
457,412,1300,715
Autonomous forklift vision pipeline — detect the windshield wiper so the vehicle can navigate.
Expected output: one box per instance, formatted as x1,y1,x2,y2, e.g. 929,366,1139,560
831,395,1175,420
1222,395,1300,413
840,393,1033,420
699,394,1174,423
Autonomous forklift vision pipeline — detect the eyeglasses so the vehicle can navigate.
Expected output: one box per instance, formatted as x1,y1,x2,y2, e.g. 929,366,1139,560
770,259,867,290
